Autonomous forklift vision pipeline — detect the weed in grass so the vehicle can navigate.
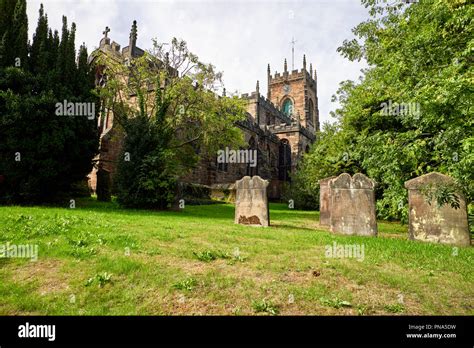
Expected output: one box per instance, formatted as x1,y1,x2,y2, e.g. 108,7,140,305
145,249,161,256
384,303,405,313
230,247,247,263
232,306,242,315
228,249,247,264
71,246,97,259
252,299,280,315
85,272,113,288
193,250,230,262
357,305,369,315
173,278,198,291
320,297,352,309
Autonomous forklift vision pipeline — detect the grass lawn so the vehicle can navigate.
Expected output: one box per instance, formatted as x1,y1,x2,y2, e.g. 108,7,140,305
0,198,472,315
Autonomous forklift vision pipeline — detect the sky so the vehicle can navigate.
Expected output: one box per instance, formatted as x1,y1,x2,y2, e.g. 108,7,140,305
26,0,369,125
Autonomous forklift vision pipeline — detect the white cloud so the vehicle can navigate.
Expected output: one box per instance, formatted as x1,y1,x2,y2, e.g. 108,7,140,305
27,0,369,125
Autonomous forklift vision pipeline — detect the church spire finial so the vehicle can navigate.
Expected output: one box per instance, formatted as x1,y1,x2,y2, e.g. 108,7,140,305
129,20,137,52
267,63,270,76
303,54,306,70
310,63,313,75
284,58,288,72
256,80,260,94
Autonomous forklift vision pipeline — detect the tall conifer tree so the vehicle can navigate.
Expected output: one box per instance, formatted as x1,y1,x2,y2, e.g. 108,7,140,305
0,0,19,67
29,4,48,74
12,0,27,68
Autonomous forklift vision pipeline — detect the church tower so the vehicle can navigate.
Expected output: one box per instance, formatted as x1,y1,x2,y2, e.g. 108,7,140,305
267,55,320,133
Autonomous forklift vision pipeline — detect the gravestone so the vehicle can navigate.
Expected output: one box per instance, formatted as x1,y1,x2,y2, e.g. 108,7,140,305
404,172,470,246
319,176,336,226
329,173,377,236
234,176,269,227
96,168,111,202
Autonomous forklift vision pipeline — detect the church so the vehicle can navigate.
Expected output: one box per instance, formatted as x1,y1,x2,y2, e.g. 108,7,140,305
88,21,320,200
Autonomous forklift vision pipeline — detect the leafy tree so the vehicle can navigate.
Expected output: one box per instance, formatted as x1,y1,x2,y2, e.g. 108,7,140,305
94,38,247,209
295,0,473,221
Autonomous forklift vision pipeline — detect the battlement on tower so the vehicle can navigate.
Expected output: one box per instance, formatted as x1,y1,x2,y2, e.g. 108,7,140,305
237,117,280,144
267,121,316,141
240,90,294,126
270,68,315,84
258,94,292,124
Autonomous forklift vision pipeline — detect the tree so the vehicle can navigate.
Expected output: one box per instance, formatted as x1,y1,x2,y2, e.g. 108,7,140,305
94,38,247,208
0,4,98,204
12,0,27,68
295,0,473,221
0,0,18,67
29,4,48,74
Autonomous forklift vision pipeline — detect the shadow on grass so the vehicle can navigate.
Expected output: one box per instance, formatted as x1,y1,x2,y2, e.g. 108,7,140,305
271,223,322,233
71,197,319,223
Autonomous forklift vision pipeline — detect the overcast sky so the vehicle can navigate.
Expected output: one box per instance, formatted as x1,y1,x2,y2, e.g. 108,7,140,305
27,0,369,125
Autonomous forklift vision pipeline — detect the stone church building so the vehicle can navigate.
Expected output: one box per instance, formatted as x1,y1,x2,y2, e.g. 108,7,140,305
88,22,319,200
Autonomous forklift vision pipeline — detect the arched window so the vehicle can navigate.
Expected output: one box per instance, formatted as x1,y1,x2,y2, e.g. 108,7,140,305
282,99,293,116
307,99,314,124
246,137,258,177
278,139,292,182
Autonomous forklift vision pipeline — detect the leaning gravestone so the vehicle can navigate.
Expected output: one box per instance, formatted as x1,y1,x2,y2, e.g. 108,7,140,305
329,173,377,236
234,176,269,227
319,176,336,226
404,172,470,246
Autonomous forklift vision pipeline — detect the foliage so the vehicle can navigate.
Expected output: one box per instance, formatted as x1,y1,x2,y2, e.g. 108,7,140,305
295,0,473,221
420,183,462,210
319,297,352,309
193,249,230,262
252,299,280,315
0,2,98,204
85,272,113,288
172,277,198,291
384,303,405,314
95,38,247,209
285,122,360,211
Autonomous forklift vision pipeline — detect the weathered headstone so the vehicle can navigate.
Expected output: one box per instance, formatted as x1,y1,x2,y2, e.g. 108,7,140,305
96,168,111,202
404,172,470,246
319,176,336,226
329,173,377,236
234,176,269,227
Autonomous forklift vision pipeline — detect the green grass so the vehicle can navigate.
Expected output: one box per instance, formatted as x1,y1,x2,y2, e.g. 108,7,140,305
0,197,472,315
